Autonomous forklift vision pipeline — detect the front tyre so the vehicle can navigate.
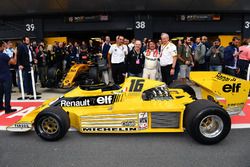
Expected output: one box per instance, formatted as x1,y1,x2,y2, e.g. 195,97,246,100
34,107,70,141
185,100,231,145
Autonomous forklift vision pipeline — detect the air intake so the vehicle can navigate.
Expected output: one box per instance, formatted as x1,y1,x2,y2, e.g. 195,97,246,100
151,112,180,128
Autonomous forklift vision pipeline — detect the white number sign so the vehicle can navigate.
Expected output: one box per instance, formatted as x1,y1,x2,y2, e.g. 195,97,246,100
26,24,35,32
245,21,250,29
135,21,146,29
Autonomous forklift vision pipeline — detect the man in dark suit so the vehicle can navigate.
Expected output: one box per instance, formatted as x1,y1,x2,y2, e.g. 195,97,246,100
0,41,17,113
17,36,41,96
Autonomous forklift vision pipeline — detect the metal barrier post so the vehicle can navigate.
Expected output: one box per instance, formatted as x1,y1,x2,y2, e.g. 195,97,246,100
30,66,37,99
18,69,25,100
247,64,250,81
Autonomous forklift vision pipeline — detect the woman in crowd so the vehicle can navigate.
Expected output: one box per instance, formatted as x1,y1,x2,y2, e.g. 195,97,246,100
238,39,250,79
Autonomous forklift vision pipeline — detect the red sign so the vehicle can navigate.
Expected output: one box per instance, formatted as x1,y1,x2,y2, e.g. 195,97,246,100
0,100,43,129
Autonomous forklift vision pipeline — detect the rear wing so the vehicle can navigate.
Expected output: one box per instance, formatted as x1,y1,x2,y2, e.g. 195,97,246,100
190,72,250,114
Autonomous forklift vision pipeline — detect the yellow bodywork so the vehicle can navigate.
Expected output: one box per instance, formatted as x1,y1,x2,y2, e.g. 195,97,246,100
61,63,90,88
190,72,250,114
11,72,248,134
8,77,194,133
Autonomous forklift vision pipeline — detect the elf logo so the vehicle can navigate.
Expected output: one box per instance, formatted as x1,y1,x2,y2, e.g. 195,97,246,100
222,83,241,93
96,96,113,105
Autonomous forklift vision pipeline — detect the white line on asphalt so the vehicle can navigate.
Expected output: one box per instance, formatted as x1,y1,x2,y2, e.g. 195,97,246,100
12,100,45,102
0,126,6,130
231,124,250,129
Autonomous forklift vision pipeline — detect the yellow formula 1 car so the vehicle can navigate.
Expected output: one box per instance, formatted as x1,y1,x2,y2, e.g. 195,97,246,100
7,72,250,144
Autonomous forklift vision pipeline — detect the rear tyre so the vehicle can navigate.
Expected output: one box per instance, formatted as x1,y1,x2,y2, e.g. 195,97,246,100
89,67,99,83
47,67,62,87
169,83,196,99
34,107,70,141
184,99,231,145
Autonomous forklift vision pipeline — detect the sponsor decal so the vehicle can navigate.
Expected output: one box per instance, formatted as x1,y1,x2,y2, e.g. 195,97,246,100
228,102,244,107
145,57,157,61
82,127,137,132
121,120,136,127
60,99,90,107
222,83,241,93
14,123,32,128
215,73,237,81
139,112,148,130
54,95,115,107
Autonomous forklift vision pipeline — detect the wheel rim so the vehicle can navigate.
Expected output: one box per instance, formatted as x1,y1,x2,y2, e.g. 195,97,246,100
199,115,224,138
40,116,59,135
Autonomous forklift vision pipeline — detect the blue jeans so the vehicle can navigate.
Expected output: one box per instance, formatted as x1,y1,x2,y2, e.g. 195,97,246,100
209,65,222,72
129,73,142,77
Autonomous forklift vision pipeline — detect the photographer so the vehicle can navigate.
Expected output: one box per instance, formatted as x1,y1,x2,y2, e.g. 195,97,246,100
0,41,17,113
206,38,224,72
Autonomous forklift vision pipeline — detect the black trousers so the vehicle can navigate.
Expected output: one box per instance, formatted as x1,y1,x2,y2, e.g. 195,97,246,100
111,63,125,84
38,66,48,87
0,78,12,110
224,67,237,77
238,59,249,79
10,69,17,86
161,64,173,85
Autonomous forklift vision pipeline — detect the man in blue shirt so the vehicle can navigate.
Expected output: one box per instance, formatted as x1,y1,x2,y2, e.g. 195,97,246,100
5,41,18,87
224,37,240,76
0,41,17,113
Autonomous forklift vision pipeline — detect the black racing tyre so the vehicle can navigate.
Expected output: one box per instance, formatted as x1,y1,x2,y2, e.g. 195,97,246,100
89,67,99,82
34,107,70,141
184,99,231,145
169,83,196,99
47,67,62,87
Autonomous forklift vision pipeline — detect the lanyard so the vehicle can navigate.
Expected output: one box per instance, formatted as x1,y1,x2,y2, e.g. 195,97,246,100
133,49,142,59
160,44,168,57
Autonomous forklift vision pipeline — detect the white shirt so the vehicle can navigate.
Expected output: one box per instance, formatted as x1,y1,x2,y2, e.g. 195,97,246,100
28,46,33,63
4,48,14,58
143,49,160,69
159,42,177,66
128,43,134,51
108,44,128,64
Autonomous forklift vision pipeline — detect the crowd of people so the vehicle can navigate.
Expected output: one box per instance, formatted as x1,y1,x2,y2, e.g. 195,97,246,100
106,34,250,85
0,33,250,114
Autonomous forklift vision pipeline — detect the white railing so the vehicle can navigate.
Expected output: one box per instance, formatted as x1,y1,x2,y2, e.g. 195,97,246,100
247,64,250,81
